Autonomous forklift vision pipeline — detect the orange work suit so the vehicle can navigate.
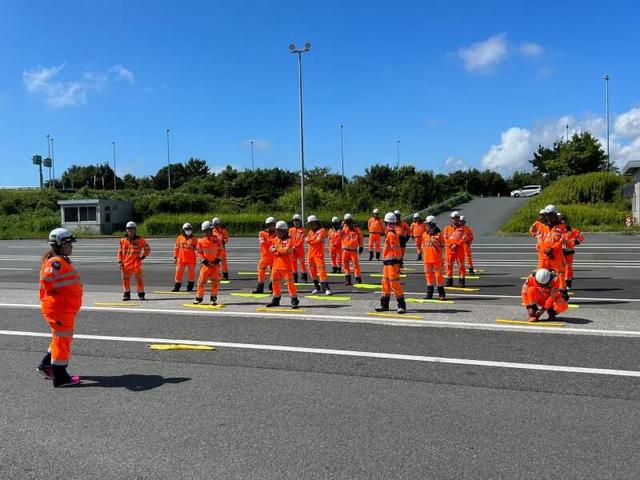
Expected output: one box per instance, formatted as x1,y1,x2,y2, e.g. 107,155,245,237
196,234,223,298
521,275,568,316
367,217,384,253
381,228,404,298
289,226,307,275
563,227,584,282
395,221,411,258
173,234,198,282
410,221,427,254
536,223,567,289
443,224,467,278
328,227,343,268
271,237,298,298
214,226,230,275
257,230,276,283
341,225,363,277
421,230,445,287
463,225,475,270
117,235,151,293
39,255,83,367
306,227,328,282
529,220,544,238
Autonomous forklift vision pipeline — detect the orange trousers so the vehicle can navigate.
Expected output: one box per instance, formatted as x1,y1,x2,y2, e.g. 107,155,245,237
257,257,273,283
382,264,404,298
537,255,566,289
43,311,75,366
220,247,228,274
291,247,307,274
368,234,381,253
174,263,196,282
565,254,575,280
463,243,474,268
446,248,466,278
525,291,568,314
329,246,342,267
342,250,361,276
122,269,144,292
271,269,298,298
308,255,328,282
423,262,444,286
415,238,423,254
196,264,220,298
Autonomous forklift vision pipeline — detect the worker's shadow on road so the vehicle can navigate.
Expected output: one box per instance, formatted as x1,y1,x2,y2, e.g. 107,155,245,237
79,375,191,392
562,317,593,325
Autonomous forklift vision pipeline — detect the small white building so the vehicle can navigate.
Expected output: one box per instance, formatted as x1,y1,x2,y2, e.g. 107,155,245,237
622,161,640,224
58,199,133,234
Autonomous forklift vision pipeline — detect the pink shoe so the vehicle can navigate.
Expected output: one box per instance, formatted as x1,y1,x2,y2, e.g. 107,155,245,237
36,365,53,380
54,375,81,388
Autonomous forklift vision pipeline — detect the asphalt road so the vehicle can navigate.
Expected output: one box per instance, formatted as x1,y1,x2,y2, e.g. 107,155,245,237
1,231,639,479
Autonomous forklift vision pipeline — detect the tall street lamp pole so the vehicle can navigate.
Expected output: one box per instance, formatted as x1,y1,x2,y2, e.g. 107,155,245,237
50,137,55,188
340,124,345,191
289,42,311,225
603,74,610,171
251,140,255,171
396,139,400,169
46,134,52,188
565,124,569,142
166,128,171,189
112,141,117,192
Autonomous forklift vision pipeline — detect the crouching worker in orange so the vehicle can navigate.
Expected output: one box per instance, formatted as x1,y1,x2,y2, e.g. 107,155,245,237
266,221,300,309
559,213,584,289
341,213,364,285
253,217,277,294
212,217,230,281
329,216,343,272
306,215,332,295
172,223,197,292
118,221,151,301
194,221,223,305
375,212,407,314
37,228,83,387
521,268,568,322
421,215,446,300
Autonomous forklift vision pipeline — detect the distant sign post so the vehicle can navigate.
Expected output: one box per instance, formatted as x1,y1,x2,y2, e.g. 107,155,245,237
32,155,43,189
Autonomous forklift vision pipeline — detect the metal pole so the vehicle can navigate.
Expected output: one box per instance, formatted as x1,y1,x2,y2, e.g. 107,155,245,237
46,134,51,188
51,137,55,188
251,140,255,171
112,141,117,192
604,74,610,171
166,128,171,189
340,124,345,191
297,51,306,225
396,139,400,169
566,124,569,142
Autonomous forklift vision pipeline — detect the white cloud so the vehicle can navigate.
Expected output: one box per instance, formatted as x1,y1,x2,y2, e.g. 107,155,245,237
109,64,135,84
481,127,532,173
443,156,469,171
457,33,508,73
242,138,270,151
519,42,544,57
614,107,640,138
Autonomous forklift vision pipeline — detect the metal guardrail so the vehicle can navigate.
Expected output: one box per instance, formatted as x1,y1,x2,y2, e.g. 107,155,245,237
406,192,471,220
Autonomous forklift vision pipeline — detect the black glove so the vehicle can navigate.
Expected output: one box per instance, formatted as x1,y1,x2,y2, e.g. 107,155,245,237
575,240,581,246
358,246,363,254
201,259,210,266
141,256,146,261
213,258,221,265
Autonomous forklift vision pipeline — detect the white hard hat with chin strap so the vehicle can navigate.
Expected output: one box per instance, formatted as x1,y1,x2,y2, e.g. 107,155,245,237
535,268,552,285
384,212,396,223
331,216,340,223
426,215,437,224
126,221,137,229
276,220,289,230
48,228,76,246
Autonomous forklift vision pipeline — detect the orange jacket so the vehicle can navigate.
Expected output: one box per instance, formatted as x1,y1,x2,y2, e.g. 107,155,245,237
410,221,426,239
521,275,564,309
421,230,445,264
329,227,342,250
464,226,474,244
39,255,83,314
289,226,306,249
214,226,229,245
117,235,151,271
367,217,384,235
259,230,276,259
536,223,566,257
382,228,402,264
197,234,223,263
272,237,295,271
564,227,584,249
529,220,544,238
306,228,326,258
341,225,363,250
442,224,468,250
173,234,198,264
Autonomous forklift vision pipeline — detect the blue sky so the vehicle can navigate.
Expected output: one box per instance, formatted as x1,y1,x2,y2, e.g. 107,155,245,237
2,0,640,186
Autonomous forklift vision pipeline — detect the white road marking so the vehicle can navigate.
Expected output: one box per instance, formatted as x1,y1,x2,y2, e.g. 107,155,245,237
2,328,640,377
0,267,33,271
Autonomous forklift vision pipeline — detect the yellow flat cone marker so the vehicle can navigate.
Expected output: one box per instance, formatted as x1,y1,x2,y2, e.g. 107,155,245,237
256,307,307,313
406,298,455,305
451,275,480,280
207,280,231,284
496,319,564,327
231,292,270,298
95,302,138,307
149,344,216,351
305,295,351,301
183,303,225,310
446,287,480,292
367,312,423,320
237,272,257,275
327,273,345,277
353,283,381,289
153,290,190,295
293,282,314,286
370,273,407,278
401,267,416,272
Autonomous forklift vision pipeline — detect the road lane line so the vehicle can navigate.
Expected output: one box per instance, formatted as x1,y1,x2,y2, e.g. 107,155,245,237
2,328,640,378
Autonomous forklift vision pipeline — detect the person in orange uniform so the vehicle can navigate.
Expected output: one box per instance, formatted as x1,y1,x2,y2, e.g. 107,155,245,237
172,222,197,292
117,221,151,301
252,217,277,294
421,215,446,301
536,205,568,298
266,221,300,309
37,228,83,387
329,216,343,273
410,213,427,261
443,211,468,287
394,210,411,260
306,215,333,295
559,213,584,289
367,209,384,261
341,213,364,285
375,212,406,314
194,220,223,305
521,268,568,322
529,209,547,238
460,215,476,275
289,214,307,283
212,217,230,281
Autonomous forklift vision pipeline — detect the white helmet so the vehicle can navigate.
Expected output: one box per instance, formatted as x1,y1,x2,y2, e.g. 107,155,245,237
307,215,318,223
212,217,221,226
384,212,397,223
394,210,401,216
276,220,289,230
535,268,551,285
126,221,137,229
201,220,212,231
265,216,276,225
539,209,546,215
373,208,380,214
292,214,301,221
544,204,556,213
331,216,340,223
450,211,460,218
344,213,353,221
413,213,420,219
182,223,193,231
426,215,437,223
48,228,76,246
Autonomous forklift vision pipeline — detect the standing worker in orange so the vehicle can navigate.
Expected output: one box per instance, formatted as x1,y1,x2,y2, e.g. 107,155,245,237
460,215,476,275
37,228,83,387
305,215,333,295
410,213,426,261
443,211,468,287
266,221,300,309
172,222,197,292
367,209,384,261
521,268,568,322
394,210,411,260
421,215,446,300
252,217,277,294
289,214,307,283
559,212,584,289
194,220,223,305
341,213,364,285
328,216,343,273
117,221,151,301
536,205,568,298
375,212,406,314
212,217,230,281
529,209,547,238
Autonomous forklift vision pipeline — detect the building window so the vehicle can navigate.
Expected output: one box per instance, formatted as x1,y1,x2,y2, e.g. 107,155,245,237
105,206,111,223
79,206,97,221
64,207,78,222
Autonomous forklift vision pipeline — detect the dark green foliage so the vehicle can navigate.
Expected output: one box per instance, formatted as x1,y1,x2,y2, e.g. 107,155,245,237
530,132,608,180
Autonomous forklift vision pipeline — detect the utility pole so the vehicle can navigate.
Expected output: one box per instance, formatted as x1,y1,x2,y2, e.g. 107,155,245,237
46,134,52,188
396,139,400,169
566,124,569,142
50,137,55,188
250,140,255,171
603,74,611,171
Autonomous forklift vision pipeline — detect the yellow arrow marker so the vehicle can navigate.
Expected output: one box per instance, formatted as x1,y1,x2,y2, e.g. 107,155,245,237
95,302,138,307
446,287,480,292
367,312,423,320
149,344,216,351
153,291,190,295
568,304,580,309
182,303,225,310
496,319,564,327
406,298,455,305
370,273,407,278
353,283,381,289
305,295,351,301
256,308,307,313
237,272,257,275
231,292,270,299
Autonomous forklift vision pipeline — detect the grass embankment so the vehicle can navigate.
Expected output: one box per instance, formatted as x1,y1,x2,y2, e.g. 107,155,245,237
500,172,638,233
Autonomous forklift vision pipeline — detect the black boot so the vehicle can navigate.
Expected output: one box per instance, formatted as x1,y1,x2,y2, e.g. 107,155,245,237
36,352,52,379
344,274,353,286
547,308,558,321
266,296,281,307
425,285,434,299
437,286,446,300
293,272,299,283
468,267,476,275
332,266,337,273
375,252,381,261
312,280,321,294
375,296,390,312
252,282,265,294
138,291,146,301
171,282,181,292
560,289,570,301
186,281,194,292
122,291,131,301
210,296,217,306
458,278,465,288
397,296,407,314
301,272,308,283
193,297,203,304
355,276,362,284
291,297,300,309
322,282,333,295
445,278,453,287
416,253,422,261
369,251,374,261
566,279,573,289
337,267,342,273
268,281,273,292
52,364,79,388
223,272,229,281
